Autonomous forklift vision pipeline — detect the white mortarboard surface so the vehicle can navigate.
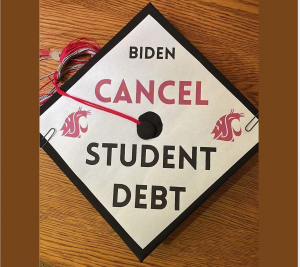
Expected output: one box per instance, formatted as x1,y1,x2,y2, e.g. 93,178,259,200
40,3,258,262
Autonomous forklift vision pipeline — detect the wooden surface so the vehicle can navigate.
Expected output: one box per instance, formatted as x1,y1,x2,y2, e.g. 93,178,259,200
40,0,259,266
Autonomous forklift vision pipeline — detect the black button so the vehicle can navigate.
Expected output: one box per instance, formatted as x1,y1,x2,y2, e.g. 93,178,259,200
137,121,156,140
137,112,163,139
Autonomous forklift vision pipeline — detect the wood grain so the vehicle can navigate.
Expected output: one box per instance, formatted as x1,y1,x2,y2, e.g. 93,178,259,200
40,0,259,266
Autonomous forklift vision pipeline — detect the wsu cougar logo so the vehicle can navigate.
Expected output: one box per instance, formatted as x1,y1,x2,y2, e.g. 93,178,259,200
61,107,91,138
211,109,244,142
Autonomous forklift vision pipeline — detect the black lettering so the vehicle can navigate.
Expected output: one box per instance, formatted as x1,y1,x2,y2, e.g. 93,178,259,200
86,142,100,165
179,146,197,170
129,46,138,58
170,186,186,210
145,47,155,59
166,47,175,59
113,184,131,207
151,186,167,209
141,145,159,167
140,46,143,59
102,143,118,166
157,47,163,59
200,147,217,170
135,185,147,209
163,146,175,168
120,144,137,167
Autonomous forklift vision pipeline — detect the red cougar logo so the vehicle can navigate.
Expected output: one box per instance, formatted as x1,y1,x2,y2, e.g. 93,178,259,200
211,109,244,142
61,107,91,138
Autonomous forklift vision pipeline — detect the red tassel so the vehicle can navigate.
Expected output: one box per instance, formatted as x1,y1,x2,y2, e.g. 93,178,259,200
40,37,140,125
40,37,100,103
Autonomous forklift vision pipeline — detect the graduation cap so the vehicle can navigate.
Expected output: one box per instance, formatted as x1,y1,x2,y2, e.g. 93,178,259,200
40,3,258,262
